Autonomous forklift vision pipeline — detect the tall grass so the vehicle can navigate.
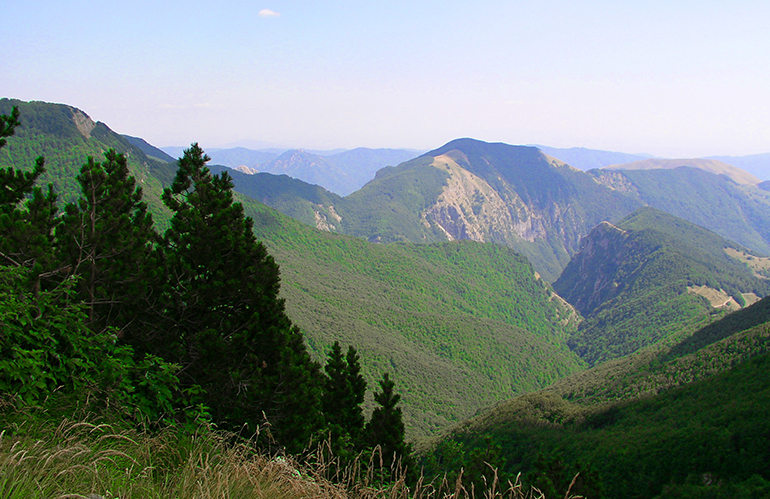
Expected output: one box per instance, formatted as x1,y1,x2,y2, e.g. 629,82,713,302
0,416,579,499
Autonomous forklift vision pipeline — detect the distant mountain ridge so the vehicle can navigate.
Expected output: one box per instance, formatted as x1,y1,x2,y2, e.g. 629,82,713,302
605,157,761,185
161,145,420,196
707,152,770,181
533,144,651,170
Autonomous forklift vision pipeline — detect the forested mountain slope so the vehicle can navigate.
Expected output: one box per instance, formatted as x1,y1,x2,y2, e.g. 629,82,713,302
554,208,770,365
591,166,770,255
0,99,176,225
236,194,584,435
0,100,585,436
423,294,770,498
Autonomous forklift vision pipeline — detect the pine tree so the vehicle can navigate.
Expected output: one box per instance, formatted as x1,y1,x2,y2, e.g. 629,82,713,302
323,342,367,456
57,150,160,335
366,373,414,474
160,143,324,451
0,106,57,284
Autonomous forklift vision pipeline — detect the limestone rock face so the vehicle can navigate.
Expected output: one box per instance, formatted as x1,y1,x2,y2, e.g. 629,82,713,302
72,108,96,138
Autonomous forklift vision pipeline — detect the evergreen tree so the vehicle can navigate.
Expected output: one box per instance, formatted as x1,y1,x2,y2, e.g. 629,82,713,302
160,143,324,451
0,106,57,285
323,342,367,455
366,373,414,474
57,150,160,335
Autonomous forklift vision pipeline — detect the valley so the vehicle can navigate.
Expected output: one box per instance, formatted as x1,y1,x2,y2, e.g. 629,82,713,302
2,98,770,498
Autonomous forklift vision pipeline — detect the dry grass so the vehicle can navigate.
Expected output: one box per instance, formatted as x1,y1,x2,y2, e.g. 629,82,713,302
0,417,576,499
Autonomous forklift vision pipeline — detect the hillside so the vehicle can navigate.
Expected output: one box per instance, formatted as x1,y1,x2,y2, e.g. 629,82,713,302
605,157,760,185
591,166,770,255
238,194,585,435
208,164,346,230
257,149,358,196
422,294,770,498
0,99,176,226
554,208,770,365
0,100,586,436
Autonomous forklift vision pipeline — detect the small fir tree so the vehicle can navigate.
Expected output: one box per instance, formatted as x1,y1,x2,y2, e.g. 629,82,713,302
366,372,414,475
323,342,367,456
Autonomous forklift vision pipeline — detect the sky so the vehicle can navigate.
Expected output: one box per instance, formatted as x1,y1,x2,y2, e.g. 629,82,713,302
4,0,770,157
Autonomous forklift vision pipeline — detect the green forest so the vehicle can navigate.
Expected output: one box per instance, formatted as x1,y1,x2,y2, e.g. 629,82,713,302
0,106,417,495
3,100,770,499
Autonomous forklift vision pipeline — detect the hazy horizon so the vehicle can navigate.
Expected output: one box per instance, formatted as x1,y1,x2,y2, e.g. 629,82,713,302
5,1,770,158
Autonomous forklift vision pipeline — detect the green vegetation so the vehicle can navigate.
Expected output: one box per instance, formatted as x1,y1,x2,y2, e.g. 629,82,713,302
243,202,585,434
0,99,587,438
0,106,413,469
555,208,770,366
591,166,770,256
0,99,176,226
422,296,770,499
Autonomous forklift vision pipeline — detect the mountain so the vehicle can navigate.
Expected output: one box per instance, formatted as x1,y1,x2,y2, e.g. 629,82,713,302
256,149,358,196
201,140,770,285
331,138,642,281
121,134,176,163
322,147,421,192
0,100,586,436
553,207,770,366
164,145,419,196
590,166,770,256
533,145,651,170
206,147,280,169
604,157,760,185
707,152,770,181
0,99,176,224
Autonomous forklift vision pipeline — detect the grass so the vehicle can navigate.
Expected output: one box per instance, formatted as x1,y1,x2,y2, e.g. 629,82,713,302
0,413,581,499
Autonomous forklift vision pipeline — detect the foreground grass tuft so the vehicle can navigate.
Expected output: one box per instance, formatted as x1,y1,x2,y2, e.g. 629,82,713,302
0,415,576,499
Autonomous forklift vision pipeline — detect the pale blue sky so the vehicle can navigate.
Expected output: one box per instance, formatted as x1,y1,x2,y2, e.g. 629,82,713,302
4,0,770,157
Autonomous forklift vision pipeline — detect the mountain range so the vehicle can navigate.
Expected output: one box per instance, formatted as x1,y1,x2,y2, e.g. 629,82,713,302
4,97,770,467
159,144,421,196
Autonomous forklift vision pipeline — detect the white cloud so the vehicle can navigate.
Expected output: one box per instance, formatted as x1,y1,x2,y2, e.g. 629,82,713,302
258,9,280,17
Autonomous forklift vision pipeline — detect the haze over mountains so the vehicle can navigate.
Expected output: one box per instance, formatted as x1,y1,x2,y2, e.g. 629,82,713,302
5,98,770,496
